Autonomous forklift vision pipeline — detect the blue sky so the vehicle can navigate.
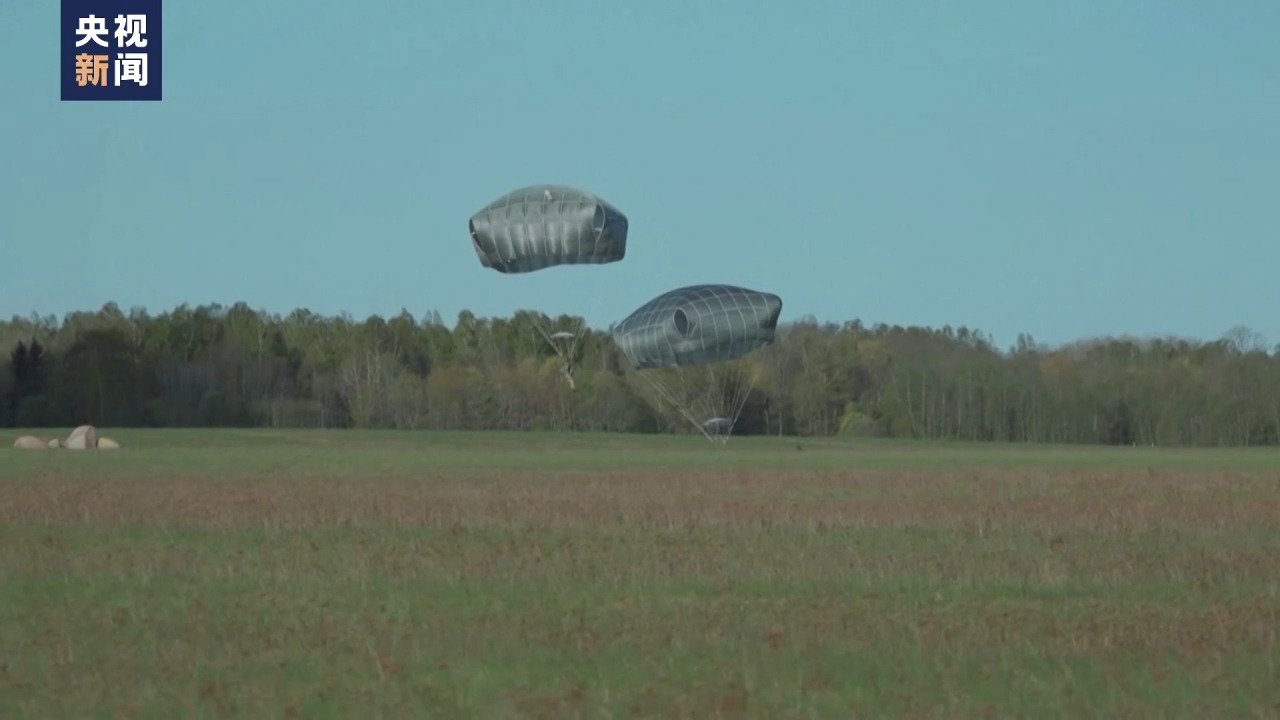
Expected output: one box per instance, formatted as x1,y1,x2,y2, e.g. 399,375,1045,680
3,0,1278,349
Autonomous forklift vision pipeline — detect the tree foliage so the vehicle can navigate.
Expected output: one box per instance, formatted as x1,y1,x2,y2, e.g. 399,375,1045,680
3,302,1279,446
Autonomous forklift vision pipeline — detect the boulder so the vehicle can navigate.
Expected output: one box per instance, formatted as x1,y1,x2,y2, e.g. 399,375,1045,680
13,435,48,450
65,425,97,450
97,437,121,450
47,438,61,448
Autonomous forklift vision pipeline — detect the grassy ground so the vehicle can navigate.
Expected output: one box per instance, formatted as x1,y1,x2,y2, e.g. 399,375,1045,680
2,430,1279,718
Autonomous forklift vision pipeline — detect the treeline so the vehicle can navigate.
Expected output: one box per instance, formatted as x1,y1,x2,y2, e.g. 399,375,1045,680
3,302,1279,446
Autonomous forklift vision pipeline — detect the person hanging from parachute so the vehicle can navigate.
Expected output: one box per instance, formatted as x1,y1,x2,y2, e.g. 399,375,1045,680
539,328,581,390
560,358,575,388
610,283,784,444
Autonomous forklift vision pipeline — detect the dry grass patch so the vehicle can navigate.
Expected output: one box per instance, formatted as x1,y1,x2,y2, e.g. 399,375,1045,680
2,457,1279,717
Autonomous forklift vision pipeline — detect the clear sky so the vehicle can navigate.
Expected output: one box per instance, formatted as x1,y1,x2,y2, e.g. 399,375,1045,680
3,0,1278,349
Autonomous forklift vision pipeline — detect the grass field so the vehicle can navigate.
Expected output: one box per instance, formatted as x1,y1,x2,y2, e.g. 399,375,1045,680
3,429,1279,718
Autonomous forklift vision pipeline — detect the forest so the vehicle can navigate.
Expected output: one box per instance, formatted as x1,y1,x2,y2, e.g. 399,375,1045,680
3,301,1279,446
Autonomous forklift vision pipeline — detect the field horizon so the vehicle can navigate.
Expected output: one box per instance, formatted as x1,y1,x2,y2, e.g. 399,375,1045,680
3,430,1278,717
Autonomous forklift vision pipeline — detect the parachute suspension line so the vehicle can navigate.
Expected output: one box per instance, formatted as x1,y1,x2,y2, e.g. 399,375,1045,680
692,362,758,446
567,319,585,389
635,362,760,447
722,362,761,445
637,371,721,444
638,371,713,442
698,365,732,446
534,322,566,359
570,316,586,357
563,317,590,359
685,365,733,445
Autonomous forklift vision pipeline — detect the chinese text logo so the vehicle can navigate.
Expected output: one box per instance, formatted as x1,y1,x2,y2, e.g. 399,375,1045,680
61,0,163,101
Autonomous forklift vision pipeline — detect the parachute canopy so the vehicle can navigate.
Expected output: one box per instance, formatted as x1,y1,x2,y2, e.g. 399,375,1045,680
469,185,629,274
702,417,734,434
611,284,784,370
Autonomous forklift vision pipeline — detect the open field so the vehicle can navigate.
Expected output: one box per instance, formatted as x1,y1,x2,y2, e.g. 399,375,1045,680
2,430,1280,718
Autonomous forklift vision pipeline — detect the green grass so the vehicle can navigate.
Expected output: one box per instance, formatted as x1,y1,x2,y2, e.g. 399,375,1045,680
7,428,1280,477
2,430,1279,717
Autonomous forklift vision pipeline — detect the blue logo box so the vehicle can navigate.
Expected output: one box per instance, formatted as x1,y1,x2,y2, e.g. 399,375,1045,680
61,0,163,101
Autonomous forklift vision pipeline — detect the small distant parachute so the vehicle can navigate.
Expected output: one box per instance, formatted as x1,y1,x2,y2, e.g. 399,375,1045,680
469,185,629,275
612,284,783,444
541,328,582,389
702,417,734,437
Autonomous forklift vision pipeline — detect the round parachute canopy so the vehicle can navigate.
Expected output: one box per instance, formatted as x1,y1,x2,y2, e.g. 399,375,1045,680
611,284,783,444
612,284,783,370
469,185,629,274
